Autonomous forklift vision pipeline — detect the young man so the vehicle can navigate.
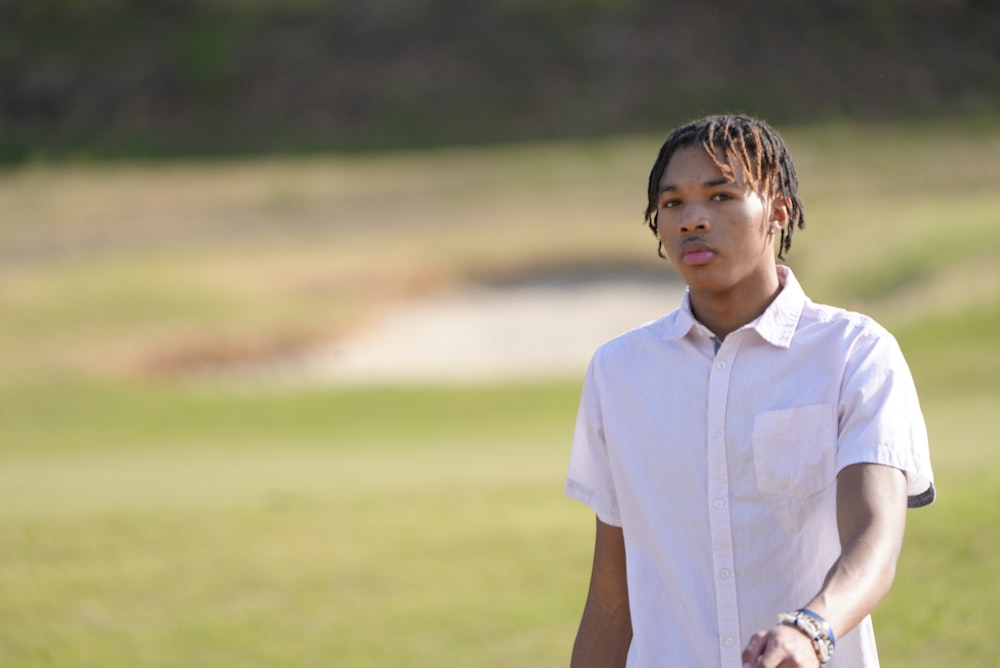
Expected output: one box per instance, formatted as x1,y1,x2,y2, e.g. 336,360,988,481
566,114,934,667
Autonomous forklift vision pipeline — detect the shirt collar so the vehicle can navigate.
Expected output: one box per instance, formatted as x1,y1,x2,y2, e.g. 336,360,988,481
751,265,805,349
661,265,806,349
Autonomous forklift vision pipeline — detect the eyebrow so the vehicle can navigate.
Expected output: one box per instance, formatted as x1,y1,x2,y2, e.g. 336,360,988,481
658,176,733,194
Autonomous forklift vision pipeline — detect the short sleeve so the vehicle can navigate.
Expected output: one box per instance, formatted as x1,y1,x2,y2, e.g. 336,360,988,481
837,329,935,507
565,351,622,525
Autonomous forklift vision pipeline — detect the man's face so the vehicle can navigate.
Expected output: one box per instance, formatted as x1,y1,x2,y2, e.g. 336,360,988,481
655,145,784,298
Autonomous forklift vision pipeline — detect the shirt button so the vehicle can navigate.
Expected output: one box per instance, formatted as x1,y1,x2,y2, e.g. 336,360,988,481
711,427,721,438
714,499,725,509
716,360,727,370
724,636,736,647
719,568,731,579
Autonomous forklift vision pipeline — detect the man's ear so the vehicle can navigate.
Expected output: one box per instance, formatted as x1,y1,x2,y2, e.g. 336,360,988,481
769,195,792,231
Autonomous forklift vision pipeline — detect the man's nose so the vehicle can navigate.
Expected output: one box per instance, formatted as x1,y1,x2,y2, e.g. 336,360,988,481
678,203,711,234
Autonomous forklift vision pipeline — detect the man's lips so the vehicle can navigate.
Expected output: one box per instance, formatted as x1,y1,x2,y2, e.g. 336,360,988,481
680,241,716,266
683,250,715,265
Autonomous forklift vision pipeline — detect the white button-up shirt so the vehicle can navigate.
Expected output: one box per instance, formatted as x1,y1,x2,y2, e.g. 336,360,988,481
566,266,934,667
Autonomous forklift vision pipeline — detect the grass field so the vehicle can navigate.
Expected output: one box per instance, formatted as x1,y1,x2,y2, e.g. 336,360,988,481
1,118,999,666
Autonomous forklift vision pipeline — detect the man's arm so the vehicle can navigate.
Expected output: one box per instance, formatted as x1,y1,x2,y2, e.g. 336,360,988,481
743,462,908,668
571,516,632,668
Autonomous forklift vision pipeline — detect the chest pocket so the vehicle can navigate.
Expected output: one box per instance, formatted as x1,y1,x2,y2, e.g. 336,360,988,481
752,404,838,499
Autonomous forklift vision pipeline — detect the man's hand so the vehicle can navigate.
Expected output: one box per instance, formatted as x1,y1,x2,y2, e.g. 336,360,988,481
742,624,820,668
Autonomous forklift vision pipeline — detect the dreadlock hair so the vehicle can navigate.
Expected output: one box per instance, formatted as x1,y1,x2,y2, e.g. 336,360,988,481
643,114,806,261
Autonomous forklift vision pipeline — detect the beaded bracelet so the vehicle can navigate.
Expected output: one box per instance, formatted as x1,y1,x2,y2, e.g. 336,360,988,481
777,609,835,665
797,608,836,646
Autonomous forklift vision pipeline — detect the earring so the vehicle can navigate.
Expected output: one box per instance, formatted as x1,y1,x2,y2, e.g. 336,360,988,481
769,225,779,235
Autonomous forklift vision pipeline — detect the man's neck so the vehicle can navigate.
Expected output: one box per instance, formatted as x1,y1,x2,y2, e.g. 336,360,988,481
689,272,783,340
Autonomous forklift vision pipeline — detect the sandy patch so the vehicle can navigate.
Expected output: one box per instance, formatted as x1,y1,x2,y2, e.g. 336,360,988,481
242,276,686,385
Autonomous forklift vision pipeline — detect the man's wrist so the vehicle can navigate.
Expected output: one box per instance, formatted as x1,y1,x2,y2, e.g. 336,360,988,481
796,607,836,646
777,609,835,665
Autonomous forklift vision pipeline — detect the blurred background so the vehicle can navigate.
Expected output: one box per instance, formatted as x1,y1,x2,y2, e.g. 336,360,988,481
3,0,999,161
1,1,999,666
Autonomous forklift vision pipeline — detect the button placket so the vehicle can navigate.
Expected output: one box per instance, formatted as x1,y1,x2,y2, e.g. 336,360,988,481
706,342,741,666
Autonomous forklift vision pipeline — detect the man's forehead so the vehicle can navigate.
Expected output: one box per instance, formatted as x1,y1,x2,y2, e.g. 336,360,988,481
659,144,747,187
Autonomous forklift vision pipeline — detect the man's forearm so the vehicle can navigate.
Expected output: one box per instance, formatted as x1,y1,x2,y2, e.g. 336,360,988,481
742,464,907,666
803,464,907,640
571,597,632,668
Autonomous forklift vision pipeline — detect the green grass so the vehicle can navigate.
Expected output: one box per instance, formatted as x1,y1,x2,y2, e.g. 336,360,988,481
0,379,580,455
0,382,590,667
1,118,999,666
876,391,1000,665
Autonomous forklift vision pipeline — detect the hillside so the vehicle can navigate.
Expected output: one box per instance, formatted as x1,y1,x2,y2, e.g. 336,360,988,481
2,0,999,162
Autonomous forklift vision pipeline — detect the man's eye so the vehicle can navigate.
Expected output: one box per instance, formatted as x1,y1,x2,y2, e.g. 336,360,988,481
661,199,681,209
711,193,732,202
